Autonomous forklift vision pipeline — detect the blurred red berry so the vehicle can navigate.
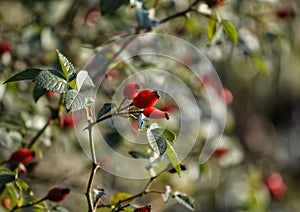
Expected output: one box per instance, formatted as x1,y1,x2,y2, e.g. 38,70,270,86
158,102,178,112
265,172,287,199
61,113,75,128
85,7,101,26
219,87,233,105
2,198,10,209
133,89,160,109
0,41,11,56
9,148,35,164
46,186,70,202
143,107,169,120
205,0,226,9
212,147,229,158
45,91,56,100
167,162,187,173
134,205,152,212
123,83,140,100
276,7,295,19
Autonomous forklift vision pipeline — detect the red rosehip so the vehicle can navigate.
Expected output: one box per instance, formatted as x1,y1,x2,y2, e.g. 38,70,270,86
2,198,10,209
134,205,152,212
158,102,178,112
143,107,169,120
0,41,11,56
123,83,140,100
204,0,226,9
133,89,160,109
45,91,56,100
62,113,75,128
276,7,295,19
219,87,233,105
9,148,35,164
265,172,287,199
212,147,229,158
167,162,187,173
46,186,70,202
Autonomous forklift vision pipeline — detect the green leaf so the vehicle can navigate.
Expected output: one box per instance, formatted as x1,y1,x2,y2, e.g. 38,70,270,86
251,53,269,74
166,141,181,177
76,70,95,92
56,49,77,81
3,68,42,84
65,89,90,112
110,192,132,205
147,124,167,156
174,191,195,211
96,103,116,121
207,18,217,41
221,20,238,44
128,150,150,159
33,85,47,102
100,0,127,15
34,69,68,93
160,129,177,144
15,178,29,191
0,168,15,185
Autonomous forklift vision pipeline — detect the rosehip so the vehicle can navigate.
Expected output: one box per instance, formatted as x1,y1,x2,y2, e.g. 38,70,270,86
167,162,187,173
0,41,11,56
212,147,229,158
62,113,75,128
123,83,140,100
46,186,70,202
265,172,287,199
276,7,295,19
143,107,169,120
133,89,160,109
219,87,233,105
2,198,10,209
134,205,152,212
204,0,226,9
9,148,35,164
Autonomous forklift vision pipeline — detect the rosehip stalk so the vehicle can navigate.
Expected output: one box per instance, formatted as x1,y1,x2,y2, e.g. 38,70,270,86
133,89,160,109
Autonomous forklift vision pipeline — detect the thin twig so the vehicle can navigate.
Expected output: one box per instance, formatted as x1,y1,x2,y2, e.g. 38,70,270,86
27,118,52,149
10,197,47,212
158,0,202,24
85,162,100,212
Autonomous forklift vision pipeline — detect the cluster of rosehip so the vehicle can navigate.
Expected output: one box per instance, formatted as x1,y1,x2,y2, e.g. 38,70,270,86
1,148,70,209
122,83,169,120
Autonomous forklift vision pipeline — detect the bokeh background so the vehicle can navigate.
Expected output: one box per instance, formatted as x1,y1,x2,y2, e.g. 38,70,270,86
0,0,300,211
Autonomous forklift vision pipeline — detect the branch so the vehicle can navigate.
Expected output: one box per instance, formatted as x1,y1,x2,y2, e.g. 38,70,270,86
158,0,202,24
27,118,52,149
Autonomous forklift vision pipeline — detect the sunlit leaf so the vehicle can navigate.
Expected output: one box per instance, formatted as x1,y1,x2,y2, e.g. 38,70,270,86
65,89,90,112
56,49,77,81
221,20,238,44
34,69,68,93
0,168,15,185
166,141,181,176
3,68,42,84
110,192,132,205
207,18,217,41
161,129,177,144
76,70,95,92
15,178,29,191
128,150,150,159
96,103,116,121
147,124,167,156
100,0,127,15
174,191,195,211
